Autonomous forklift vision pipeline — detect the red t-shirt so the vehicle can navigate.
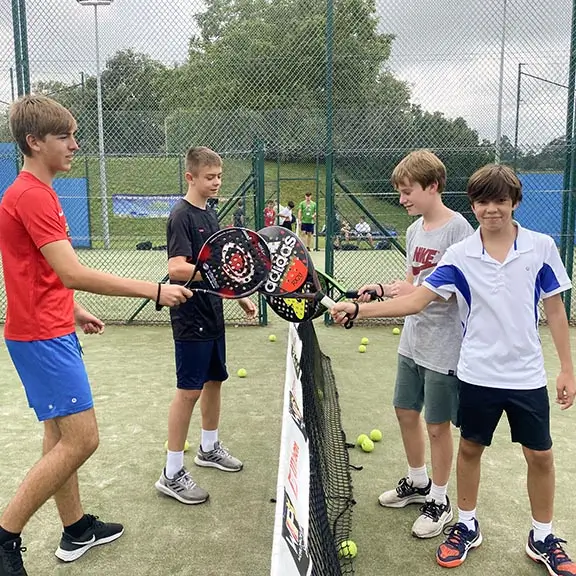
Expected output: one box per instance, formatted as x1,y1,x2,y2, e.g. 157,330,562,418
0,171,75,341
264,207,276,227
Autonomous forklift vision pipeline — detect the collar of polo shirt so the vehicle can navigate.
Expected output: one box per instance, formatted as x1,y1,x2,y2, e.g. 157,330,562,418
465,221,534,259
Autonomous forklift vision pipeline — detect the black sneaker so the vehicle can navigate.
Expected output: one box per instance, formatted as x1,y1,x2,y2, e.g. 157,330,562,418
378,477,431,508
526,530,576,575
0,538,27,576
55,515,124,562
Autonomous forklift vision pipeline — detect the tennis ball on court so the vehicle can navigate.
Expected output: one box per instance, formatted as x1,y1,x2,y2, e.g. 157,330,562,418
369,429,383,442
164,440,190,452
392,327,401,335
358,344,366,353
361,438,375,452
356,433,369,446
269,334,277,342
338,540,358,559
361,337,369,346
237,368,247,378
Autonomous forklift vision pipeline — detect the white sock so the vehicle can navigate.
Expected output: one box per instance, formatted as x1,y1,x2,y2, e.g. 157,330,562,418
428,482,448,505
408,465,429,488
458,508,477,532
201,429,218,452
165,450,184,479
532,518,553,542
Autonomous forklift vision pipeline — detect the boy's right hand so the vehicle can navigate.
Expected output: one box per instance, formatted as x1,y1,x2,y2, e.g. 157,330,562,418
158,284,192,307
357,283,385,302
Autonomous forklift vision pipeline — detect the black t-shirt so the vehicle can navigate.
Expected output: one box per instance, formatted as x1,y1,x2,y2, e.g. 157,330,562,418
167,199,224,341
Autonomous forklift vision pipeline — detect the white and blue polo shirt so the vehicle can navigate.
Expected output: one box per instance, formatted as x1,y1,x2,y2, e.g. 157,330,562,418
423,223,571,390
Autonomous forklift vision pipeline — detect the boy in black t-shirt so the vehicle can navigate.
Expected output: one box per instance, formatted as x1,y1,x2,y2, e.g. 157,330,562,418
155,147,256,505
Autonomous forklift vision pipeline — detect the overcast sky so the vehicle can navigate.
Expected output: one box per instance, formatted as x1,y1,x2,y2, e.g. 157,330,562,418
0,0,572,148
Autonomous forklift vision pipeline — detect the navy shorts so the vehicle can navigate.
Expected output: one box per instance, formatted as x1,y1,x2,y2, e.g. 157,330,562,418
5,333,93,422
458,381,552,451
175,336,228,390
301,223,314,234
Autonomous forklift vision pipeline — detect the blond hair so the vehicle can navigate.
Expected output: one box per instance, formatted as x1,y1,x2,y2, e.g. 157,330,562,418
9,95,76,156
467,164,522,205
391,150,447,194
185,146,222,174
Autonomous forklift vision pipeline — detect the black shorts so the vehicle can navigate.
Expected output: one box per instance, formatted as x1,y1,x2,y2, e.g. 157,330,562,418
281,220,292,231
301,223,314,233
174,336,228,390
458,381,552,451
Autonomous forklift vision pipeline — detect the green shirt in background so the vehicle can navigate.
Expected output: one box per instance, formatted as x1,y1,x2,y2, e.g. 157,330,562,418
298,200,316,224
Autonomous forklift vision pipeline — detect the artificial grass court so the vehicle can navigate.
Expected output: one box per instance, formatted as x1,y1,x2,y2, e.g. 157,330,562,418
0,322,575,576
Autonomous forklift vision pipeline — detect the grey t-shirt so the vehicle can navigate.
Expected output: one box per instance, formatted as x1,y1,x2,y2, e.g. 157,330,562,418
397,213,474,374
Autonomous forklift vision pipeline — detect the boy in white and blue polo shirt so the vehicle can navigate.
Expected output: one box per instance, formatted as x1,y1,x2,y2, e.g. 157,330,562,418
331,164,576,576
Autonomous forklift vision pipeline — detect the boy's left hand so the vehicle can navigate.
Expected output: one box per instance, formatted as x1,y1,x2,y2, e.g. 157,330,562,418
238,297,257,319
75,309,105,334
556,370,576,410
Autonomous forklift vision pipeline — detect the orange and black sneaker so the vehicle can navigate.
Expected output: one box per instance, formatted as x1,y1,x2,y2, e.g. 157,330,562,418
436,520,482,568
526,531,576,576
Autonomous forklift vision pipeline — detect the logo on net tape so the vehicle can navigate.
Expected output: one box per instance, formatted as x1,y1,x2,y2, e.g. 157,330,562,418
282,490,311,575
264,236,307,294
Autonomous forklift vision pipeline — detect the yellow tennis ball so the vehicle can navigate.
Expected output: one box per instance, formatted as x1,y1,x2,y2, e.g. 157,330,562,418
269,334,277,342
358,345,366,353
338,540,358,558
356,433,369,446
369,429,383,442
237,368,247,378
392,327,400,335
361,337,369,345
361,438,375,452
164,440,190,452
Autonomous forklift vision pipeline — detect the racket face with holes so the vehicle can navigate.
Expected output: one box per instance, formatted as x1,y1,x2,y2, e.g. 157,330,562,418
191,228,271,298
257,226,309,296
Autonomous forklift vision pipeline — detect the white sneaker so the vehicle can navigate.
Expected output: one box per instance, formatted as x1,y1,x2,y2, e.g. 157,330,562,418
378,477,431,508
412,497,453,539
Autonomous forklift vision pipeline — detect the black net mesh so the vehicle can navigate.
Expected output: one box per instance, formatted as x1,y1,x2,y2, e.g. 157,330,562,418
297,321,355,575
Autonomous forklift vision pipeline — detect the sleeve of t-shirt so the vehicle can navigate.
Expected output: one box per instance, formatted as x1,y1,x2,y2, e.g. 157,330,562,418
451,216,475,244
167,213,194,261
539,235,572,299
15,187,68,249
405,222,415,276
422,246,466,301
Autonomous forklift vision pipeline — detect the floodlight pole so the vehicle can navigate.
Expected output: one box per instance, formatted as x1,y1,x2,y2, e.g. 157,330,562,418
77,0,112,249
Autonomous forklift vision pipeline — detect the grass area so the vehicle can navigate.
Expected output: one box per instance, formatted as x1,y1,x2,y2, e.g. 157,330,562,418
63,155,414,250
0,323,574,575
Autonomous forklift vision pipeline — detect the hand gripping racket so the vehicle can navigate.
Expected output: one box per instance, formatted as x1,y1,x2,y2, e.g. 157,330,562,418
156,227,271,311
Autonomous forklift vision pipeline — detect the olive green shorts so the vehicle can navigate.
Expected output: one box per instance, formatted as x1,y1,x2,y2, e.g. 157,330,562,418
393,354,459,426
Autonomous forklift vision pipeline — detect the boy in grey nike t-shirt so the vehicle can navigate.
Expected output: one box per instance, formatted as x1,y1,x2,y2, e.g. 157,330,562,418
358,150,473,539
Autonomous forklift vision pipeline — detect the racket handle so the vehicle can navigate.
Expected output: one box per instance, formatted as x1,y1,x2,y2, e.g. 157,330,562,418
345,289,378,301
316,293,354,329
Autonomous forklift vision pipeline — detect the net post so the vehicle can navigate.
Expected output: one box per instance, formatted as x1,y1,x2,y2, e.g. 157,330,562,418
254,140,268,326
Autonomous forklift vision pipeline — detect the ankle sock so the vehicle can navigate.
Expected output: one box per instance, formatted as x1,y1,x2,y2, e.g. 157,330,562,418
408,465,429,489
64,514,91,538
532,519,553,543
0,527,21,546
457,508,477,532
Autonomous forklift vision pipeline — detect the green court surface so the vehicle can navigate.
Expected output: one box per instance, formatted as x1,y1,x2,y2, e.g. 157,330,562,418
0,322,575,575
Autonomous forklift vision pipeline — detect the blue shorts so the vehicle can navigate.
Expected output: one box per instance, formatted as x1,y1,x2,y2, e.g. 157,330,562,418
175,336,228,390
5,333,93,422
301,223,314,234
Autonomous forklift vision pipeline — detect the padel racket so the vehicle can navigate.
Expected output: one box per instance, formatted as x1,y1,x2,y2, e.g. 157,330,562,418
156,227,271,311
257,226,310,296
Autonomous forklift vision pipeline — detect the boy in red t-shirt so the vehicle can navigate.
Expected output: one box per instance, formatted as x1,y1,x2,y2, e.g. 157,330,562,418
0,95,191,574
263,200,276,227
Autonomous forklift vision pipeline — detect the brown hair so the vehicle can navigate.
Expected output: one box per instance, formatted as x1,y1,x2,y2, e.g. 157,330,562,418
9,95,76,156
467,164,522,205
185,146,222,174
391,150,447,194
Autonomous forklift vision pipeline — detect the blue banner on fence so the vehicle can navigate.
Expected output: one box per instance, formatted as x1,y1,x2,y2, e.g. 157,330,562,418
112,194,181,218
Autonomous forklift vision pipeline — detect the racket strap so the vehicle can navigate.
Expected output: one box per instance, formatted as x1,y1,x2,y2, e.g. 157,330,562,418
349,301,360,321
155,282,162,311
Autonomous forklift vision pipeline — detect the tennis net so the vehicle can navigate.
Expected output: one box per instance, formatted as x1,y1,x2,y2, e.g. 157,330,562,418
271,321,355,576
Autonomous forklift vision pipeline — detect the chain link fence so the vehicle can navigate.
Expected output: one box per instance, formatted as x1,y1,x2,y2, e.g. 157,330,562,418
1,0,576,325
